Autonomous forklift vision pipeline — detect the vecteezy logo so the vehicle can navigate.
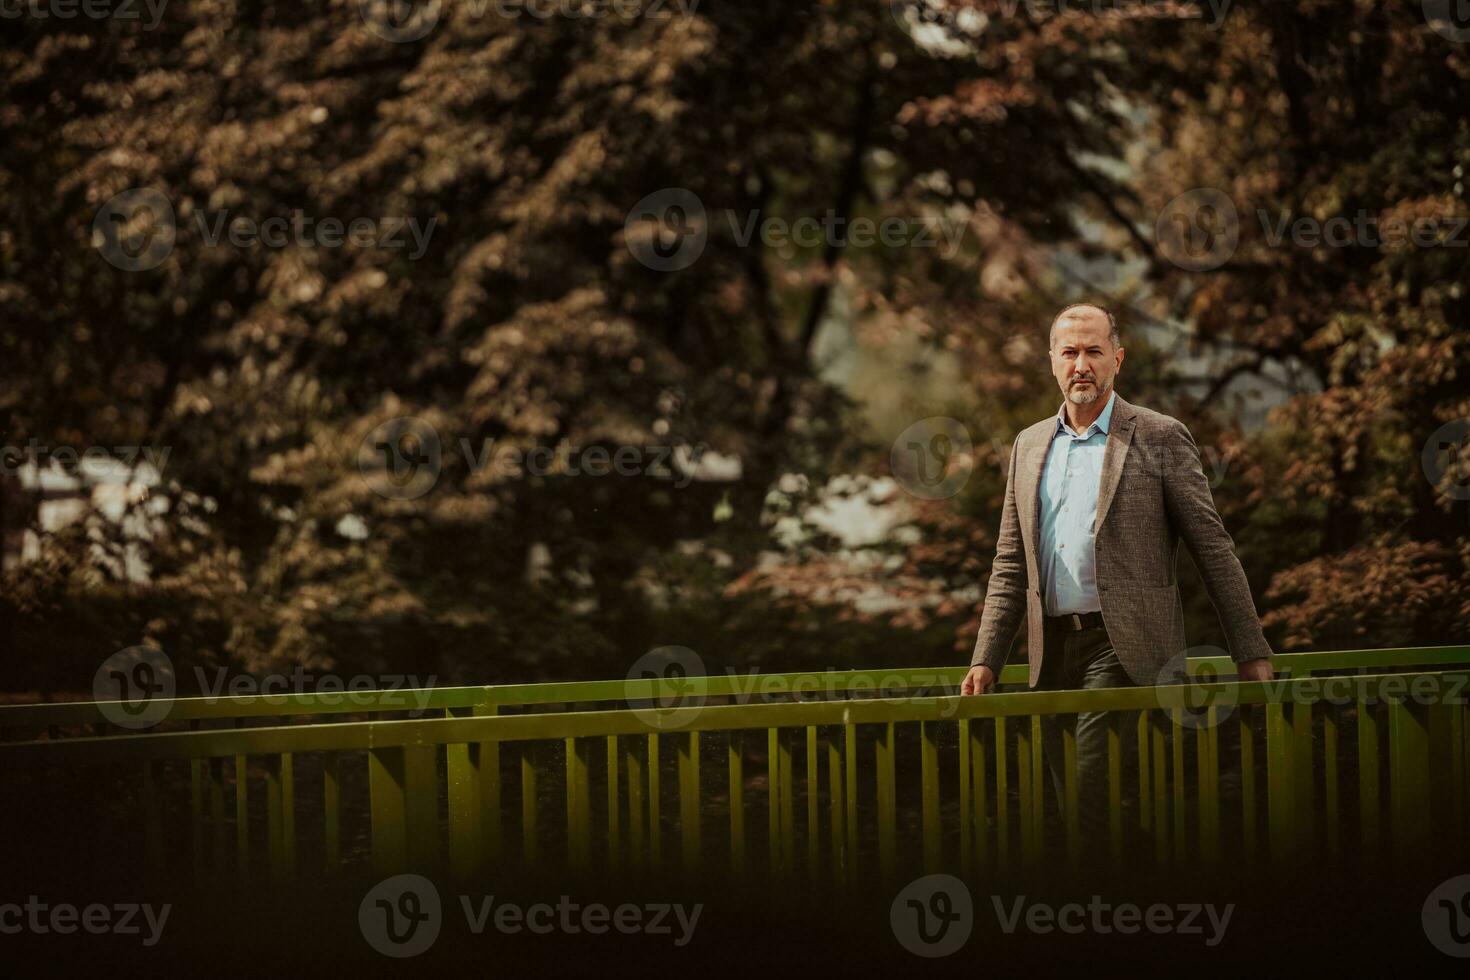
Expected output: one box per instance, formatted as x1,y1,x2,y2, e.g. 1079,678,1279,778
625,188,708,272
1422,419,1470,501
359,0,442,42
360,874,443,958
358,416,443,500
624,645,709,730
891,874,973,957
1155,187,1239,272
890,417,975,500
92,188,177,272
92,646,176,730
1155,645,1238,730
1425,0,1470,43
1423,874,1470,957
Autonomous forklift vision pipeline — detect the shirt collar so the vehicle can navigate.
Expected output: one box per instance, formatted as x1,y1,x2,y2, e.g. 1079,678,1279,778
1053,390,1117,440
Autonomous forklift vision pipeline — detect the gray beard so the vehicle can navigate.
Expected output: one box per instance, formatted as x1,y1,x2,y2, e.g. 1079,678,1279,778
1067,377,1111,405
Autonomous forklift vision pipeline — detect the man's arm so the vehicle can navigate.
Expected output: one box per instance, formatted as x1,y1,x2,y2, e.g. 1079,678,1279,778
1160,419,1273,665
970,433,1028,675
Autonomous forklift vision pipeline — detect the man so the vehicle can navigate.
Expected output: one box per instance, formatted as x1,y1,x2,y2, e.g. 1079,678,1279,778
960,303,1274,846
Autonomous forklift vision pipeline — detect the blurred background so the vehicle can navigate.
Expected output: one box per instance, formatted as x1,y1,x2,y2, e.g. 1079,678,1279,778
2,0,1468,696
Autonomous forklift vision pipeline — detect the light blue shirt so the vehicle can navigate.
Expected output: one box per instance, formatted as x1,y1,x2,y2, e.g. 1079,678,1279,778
1038,391,1116,616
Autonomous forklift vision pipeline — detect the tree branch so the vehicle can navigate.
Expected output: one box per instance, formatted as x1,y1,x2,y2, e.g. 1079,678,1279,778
797,49,877,360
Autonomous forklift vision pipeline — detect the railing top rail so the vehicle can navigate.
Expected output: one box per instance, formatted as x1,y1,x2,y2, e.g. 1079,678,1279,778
3,643,1467,729
3,667,1465,768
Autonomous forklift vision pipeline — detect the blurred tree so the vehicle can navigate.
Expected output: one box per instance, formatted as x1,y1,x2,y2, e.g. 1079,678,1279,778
1,0,1466,690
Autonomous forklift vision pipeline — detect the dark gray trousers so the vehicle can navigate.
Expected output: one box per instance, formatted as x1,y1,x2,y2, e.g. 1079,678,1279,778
1035,620,1139,854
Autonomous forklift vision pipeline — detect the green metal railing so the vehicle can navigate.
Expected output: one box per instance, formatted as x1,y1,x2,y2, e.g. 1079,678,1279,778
5,645,1466,735
3,645,1468,886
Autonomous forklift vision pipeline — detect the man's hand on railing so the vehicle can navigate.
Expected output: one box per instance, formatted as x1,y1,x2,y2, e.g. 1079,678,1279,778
960,665,997,696
1237,657,1275,682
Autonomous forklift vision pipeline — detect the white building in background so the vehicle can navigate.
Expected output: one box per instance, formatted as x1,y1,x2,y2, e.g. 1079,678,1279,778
2,455,166,582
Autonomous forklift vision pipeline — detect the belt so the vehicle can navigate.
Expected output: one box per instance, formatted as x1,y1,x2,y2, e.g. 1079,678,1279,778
1045,610,1105,632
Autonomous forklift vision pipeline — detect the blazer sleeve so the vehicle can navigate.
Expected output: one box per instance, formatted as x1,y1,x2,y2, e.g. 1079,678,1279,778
970,433,1028,673
1160,418,1273,664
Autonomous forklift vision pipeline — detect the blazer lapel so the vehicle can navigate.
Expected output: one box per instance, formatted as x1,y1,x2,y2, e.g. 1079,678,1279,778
1094,395,1137,532
1016,426,1048,566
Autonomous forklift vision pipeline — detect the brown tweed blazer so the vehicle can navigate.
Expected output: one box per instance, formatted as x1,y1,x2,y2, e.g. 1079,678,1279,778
969,393,1272,687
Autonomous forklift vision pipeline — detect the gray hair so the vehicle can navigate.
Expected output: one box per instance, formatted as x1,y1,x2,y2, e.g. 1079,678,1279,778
1050,303,1120,350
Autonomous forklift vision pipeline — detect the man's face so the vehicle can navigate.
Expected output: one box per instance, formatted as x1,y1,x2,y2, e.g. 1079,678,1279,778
1049,310,1124,406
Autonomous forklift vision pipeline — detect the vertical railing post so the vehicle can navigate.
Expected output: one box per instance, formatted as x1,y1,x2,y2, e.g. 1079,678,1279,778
265,755,283,878
607,736,621,872
1265,701,1296,863
1199,707,1221,867
921,721,940,873
1356,693,1381,850
566,737,591,873
1136,713,1151,836
1030,715,1046,863
844,724,858,883
827,736,843,880
779,728,795,873
806,727,820,881
522,744,540,868
1106,712,1123,869
142,760,164,874
282,753,297,873
1016,718,1033,871
627,739,644,871
647,733,661,869
1448,701,1467,839
1239,708,1257,861
768,727,782,876
369,747,409,876
994,717,1009,875
323,751,342,873
475,705,502,869
190,753,205,878
1170,710,1186,863
972,720,989,874
677,732,701,875
729,731,745,878
1061,719,1079,867
1292,699,1316,857
1389,699,1432,854
209,758,228,876
234,753,249,878
958,719,972,875
1323,705,1340,858
1150,713,1168,867
265,752,296,879
1428,699,1463,842
876,723,896,883
447,718,483,880
370,744,439,875
403,746,437,870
